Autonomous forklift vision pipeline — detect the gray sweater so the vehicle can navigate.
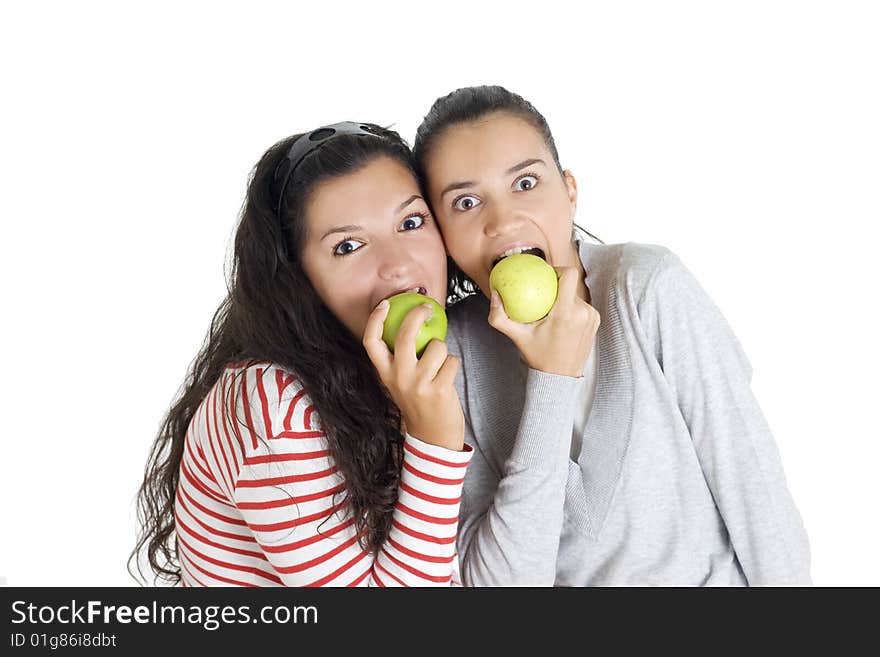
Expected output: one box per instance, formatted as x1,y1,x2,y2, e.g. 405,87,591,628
445,240,811,586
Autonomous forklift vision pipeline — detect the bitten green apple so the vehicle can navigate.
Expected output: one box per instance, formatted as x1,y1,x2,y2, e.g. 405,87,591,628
381,292,448,357
489,253,558,323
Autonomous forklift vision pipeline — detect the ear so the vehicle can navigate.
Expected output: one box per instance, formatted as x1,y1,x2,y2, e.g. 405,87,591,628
563,169,578,216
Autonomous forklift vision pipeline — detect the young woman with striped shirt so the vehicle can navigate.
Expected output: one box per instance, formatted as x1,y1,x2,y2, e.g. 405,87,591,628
131,123,472,586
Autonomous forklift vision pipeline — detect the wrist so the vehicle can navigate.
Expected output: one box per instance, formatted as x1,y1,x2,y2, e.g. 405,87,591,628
531,359,580,377
406,427,465,452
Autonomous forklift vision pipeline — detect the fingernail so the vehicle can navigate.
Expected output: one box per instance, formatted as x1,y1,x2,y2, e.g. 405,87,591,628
490,290,500,307
378,299,389,310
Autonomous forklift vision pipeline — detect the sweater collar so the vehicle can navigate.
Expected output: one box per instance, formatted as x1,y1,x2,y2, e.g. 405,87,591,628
565,237,635,539
460,238,635,541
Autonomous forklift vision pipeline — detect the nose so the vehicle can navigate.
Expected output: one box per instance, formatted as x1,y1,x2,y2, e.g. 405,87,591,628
376,242,418,282
483,200,526,238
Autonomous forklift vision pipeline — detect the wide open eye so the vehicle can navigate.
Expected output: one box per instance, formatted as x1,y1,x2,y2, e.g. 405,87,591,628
333,238,364,256
514,174,539,191
400,213,426,231
452,195,481,212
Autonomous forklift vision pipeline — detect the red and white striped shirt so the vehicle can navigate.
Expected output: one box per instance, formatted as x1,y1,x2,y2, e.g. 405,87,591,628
174,362,473,586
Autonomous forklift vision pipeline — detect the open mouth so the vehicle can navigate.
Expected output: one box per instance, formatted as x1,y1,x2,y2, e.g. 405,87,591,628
491,246,546,269
387,286,427,299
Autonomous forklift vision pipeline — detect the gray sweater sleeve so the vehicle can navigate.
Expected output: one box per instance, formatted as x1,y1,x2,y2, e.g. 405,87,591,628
640,252,812,585
448,311,581,586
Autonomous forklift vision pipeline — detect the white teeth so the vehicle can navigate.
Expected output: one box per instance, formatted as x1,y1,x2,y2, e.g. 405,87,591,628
499,246,536,259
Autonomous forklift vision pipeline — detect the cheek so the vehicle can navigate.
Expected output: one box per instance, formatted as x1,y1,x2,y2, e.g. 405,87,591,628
453,250,488,289
428,228,449,263
437,216,474,259
306,263,369,336
330,287,372,339
543,199,576,263
552,187,575,221
457,241,484,277
532,191,572,234
413,221,445,261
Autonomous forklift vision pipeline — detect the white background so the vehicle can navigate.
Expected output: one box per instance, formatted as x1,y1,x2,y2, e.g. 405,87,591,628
1,0,877,586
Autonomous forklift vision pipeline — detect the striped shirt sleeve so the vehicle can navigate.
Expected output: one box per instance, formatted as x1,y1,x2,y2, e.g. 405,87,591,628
177,363,472,587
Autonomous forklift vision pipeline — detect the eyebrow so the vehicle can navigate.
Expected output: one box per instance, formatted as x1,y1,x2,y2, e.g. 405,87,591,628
506,158,546,175
439,180,475,200
439,158,547,200
319,195,424,241
396,194,422,214
321,224,362,241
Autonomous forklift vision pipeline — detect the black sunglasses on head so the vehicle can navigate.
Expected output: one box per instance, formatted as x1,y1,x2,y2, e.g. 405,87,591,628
271,121,384,217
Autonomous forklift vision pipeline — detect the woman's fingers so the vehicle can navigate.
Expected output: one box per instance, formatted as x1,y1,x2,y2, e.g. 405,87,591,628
547,265,579,318
362,299,392,377
393,303,434,368
487,289,523,339
417,337,449,381
367,302,463,449
433,353,460,389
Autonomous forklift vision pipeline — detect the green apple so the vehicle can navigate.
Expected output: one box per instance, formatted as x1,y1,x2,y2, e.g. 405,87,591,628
489,253,558,323
381,292,448,357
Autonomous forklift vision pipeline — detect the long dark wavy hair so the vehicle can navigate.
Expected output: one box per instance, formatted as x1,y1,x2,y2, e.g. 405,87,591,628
130,125,415,585
414,85,604,305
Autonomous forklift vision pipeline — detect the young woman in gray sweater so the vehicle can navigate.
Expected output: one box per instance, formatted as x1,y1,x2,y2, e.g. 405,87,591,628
412,85,811,586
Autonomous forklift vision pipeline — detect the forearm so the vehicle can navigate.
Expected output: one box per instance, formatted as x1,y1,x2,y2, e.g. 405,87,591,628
458,369,578,586
690,388,812,585
374,435,473,586
646,251,811,585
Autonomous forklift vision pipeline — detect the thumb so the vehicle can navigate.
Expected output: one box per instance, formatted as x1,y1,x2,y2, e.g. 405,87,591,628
487,289,522,340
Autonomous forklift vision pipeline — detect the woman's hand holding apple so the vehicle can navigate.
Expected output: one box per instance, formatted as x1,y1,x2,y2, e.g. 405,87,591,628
363,300,465,451
488,265,600,378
